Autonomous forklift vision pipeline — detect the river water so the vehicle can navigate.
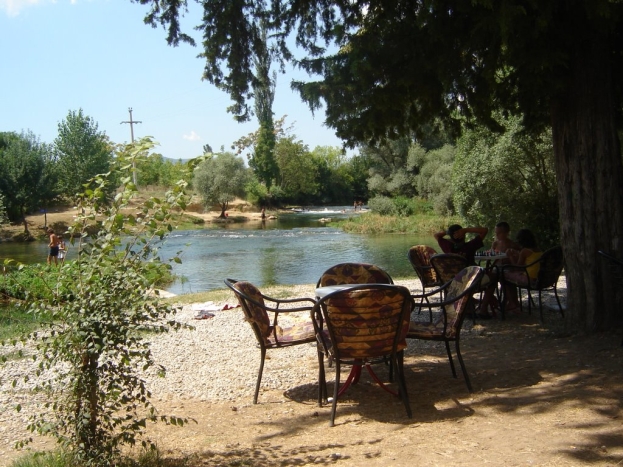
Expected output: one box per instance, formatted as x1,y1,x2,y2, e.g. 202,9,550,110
0,207,437,295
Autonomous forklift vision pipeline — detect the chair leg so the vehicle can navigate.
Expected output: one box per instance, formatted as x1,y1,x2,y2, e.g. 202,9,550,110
317,347,326,407
396,351,412,418
329,363,341,427
254,348,266,404
538,290,544,322
455,339,473,392
444,340,457,378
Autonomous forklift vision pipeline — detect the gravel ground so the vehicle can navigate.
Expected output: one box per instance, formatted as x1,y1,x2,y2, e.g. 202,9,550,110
0,276,567,460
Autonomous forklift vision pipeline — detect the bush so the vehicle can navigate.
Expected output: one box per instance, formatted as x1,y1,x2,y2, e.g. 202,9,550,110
9,137,192,466
368,196,396,215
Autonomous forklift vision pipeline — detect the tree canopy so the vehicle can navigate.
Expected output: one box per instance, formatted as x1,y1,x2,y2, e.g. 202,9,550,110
135,0,623,333
0,131,57,229
55,109,113,200
193,152,249,217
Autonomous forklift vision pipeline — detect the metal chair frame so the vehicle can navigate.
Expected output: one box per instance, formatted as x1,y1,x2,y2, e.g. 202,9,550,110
224,278,316,404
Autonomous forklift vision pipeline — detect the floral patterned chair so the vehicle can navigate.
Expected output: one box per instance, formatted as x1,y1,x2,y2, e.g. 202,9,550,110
224,278,316,404
408,245,442,319
430,253,470,285
316,262,394,287
408,266,485,392
311,283,413,426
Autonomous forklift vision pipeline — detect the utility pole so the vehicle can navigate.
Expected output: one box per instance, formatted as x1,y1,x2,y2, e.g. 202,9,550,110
120,107,142,185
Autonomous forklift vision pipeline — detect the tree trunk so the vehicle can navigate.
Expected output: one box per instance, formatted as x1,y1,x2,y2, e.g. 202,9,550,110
550,22,623,333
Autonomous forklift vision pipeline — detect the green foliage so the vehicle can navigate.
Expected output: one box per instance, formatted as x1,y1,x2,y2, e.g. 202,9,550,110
0,192,8,225
453,113,559,248
11,137,191,466
54,109,113,201
368,195,431,218
193,152,249,216
0,263,59,301
363,138,415,197
411,143,456,216
338,212,459,235
251,123,279,191
367,196,396,216
136,153,188,187
274,136,318,203
0,131,57,224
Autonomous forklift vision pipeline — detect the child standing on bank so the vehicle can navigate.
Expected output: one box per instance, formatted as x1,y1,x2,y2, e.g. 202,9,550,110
57,234,67,264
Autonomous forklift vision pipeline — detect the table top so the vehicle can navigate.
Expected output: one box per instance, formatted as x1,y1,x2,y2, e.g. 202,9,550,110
315,283,385,299
474,252,507,261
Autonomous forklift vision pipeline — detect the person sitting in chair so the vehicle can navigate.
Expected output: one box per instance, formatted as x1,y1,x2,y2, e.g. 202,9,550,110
434,224,488,265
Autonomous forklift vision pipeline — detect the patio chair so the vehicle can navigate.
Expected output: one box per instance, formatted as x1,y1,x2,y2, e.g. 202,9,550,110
408,266,485,392
430,253,474,320
224,278,317,404
430,253,470,285
597,250,623,345
316,262,394,287
311,283,413,426
500,246,564,321
408,245,442,319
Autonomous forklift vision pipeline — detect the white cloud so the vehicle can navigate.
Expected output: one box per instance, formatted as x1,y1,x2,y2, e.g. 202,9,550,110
182,130,201,141
1,0,80,17
1,0,43,16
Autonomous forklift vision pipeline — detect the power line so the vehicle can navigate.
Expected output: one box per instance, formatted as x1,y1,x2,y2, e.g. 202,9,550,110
120,107,142,185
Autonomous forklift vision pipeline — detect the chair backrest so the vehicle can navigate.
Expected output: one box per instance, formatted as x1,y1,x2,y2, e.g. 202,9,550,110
430,253,469,284
224,279,271,344
407,245,439,287
536,246,564,289
437,266,485,334
316,262,394,287
315,284,412,360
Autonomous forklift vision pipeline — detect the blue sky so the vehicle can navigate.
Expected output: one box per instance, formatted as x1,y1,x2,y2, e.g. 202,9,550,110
0,0,344,161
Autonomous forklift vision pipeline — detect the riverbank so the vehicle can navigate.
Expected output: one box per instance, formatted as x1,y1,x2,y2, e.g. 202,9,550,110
0,198,267,243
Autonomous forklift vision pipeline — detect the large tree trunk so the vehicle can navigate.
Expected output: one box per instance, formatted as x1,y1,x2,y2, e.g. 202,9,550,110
550,22,623,334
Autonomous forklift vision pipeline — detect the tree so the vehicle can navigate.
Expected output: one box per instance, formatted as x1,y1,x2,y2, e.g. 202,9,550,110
193,152,249,217
0,131,57,231
411,143,456,216
453,113,559,248
309,145,353,204
362,138,416,198
136,1,623,334
249,23,280,194
55,109,113,200
274,136,318,204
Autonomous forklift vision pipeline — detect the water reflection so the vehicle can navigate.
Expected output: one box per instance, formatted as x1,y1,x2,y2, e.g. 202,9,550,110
161,226,434,295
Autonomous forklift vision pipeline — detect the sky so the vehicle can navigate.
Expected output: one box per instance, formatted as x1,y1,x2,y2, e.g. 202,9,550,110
0,0,345,161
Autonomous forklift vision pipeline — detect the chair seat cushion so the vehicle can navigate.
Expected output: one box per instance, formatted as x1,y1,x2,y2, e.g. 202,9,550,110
266,321,315,345
407,321,456,339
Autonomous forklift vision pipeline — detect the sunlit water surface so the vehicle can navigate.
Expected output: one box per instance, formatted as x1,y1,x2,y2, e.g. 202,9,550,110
0,208,437,295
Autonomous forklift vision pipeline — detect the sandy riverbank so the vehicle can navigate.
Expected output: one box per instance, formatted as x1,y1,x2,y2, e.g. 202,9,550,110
0,199,268,242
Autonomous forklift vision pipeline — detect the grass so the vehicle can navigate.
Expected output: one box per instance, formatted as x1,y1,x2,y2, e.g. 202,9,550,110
8,447,197,467
335,212,461,235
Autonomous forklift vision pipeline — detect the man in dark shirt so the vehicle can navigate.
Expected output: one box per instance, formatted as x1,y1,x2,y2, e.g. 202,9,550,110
434,224,488,265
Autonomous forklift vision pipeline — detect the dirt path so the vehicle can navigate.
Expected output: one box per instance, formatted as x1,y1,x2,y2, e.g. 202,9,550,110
138,314,623,466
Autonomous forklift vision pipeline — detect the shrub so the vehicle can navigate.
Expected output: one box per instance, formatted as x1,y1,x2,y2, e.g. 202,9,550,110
10,137,193,466
368,196,396,215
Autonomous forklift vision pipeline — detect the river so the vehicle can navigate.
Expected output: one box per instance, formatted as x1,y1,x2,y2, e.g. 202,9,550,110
0,207,437,295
